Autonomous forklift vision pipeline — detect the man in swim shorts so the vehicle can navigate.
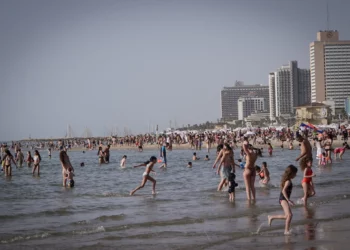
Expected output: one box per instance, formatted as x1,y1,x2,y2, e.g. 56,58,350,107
296,134,313,170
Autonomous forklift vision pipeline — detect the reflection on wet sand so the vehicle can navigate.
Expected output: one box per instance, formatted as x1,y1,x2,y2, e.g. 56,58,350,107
304,206,317,250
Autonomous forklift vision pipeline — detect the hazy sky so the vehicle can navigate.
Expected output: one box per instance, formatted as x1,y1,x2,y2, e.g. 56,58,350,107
1,0,349,140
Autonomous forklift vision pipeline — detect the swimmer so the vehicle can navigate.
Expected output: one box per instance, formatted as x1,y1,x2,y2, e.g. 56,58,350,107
130,156,157,195
301,158,316,207
204,155,210,161
187,162,192,168
120,155,127,168
192,152,200,161
289,142,294,150
268,165,298,235
80,162,85,167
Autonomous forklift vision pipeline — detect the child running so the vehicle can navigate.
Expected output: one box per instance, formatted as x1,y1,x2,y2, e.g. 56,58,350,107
268,165,298,235
301,158,316,206
130,156,157,195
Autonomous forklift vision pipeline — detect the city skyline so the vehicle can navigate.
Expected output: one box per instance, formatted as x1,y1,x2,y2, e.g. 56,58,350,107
1,0,350,140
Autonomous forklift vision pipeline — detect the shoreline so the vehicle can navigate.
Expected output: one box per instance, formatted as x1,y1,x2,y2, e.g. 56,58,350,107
57,138,347,152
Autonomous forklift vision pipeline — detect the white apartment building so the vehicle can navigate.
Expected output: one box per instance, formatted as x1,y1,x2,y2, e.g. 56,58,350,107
269,61,311,119
269,72,276,120
238,97,265,120
310,30,350,112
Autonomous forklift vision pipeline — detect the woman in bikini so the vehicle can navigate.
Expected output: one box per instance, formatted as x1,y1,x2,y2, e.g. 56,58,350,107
323,137,332,163
32,150,41,176
242,143,258,200
3,149,16,177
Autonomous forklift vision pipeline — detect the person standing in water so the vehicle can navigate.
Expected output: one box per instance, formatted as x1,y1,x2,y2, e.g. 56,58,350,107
104,145,110,164
48,148,52,159
268,165,298,235
3,149,16,177
242,143,258,200
16,149,24,167
32,150,41,176
296,134,313,171
59,150,74,187
120,155,127,168
159,143,168,169
130,156,157,195
26,151,33,168
216,144,234,191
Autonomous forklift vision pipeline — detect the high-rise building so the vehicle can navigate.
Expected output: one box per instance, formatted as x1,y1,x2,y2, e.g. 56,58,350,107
310,30,350,112
268,72,276,120
269,61,311,119
237,97,265,120
345,97,350,116
221,81,269,120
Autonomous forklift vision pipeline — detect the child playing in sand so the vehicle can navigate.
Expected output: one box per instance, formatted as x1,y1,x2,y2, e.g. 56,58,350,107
120,155,127,168
268,165,298,235
130,156,157,195
301,158,316,206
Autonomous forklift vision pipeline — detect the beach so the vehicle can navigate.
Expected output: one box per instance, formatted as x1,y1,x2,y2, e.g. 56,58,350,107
1,146,350,249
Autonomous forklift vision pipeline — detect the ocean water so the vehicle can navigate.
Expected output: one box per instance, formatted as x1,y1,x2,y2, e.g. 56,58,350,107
1,147,350,249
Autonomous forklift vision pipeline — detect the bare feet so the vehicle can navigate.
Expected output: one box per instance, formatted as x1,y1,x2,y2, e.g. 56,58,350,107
268,215,273,226
284,230,292,235
152,191,156,195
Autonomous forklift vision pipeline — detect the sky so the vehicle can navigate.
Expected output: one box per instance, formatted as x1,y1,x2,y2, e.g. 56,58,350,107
1,0,350,140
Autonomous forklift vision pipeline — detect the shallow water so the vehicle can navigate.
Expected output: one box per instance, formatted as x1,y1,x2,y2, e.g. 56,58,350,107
1,147,350,249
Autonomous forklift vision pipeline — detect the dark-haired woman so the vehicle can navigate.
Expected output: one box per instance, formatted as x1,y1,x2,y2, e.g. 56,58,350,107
32,150,41,176
3,150,16,176
59,151,74,187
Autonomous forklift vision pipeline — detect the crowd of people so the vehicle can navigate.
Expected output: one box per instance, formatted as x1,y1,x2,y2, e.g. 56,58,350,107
1,125,350,235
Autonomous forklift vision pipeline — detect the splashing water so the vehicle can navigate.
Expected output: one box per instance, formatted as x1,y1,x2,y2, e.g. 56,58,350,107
252,222,266,235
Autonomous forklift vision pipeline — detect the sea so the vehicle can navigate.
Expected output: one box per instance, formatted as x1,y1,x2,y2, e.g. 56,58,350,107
1,147,350,250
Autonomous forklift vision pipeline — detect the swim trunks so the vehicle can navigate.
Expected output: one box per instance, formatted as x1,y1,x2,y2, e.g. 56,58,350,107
221,166,232,179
